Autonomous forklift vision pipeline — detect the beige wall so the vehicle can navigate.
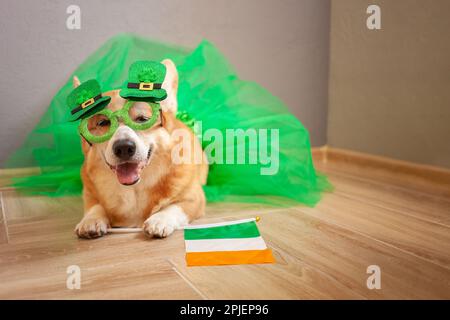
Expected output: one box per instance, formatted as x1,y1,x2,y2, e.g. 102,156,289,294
328,0,450,168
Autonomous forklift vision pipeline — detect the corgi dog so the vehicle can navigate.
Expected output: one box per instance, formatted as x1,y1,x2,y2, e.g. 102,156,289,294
74,59,208,239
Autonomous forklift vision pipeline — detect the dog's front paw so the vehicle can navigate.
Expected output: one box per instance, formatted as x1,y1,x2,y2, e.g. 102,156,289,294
143,213,175,238
75,217,108,239
143,206,188,238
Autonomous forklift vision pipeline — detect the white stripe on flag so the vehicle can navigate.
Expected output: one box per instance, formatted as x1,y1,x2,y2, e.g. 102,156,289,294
184,218,256,230
185,236,267,253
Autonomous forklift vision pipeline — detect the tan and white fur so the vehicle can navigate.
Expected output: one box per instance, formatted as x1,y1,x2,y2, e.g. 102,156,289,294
74,59,208,239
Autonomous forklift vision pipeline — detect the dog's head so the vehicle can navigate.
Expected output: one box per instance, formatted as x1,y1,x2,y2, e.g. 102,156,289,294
76,59,179,186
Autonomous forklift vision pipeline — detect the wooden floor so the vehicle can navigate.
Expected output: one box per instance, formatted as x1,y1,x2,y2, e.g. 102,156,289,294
0,150,449,299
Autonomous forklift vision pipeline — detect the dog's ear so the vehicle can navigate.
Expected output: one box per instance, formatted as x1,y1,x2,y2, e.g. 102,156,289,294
160,109,176,133
73,76,81,88
160,59,178,114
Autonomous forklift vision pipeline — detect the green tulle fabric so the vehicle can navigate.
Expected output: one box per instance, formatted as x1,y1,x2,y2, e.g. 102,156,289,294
5,34,331,206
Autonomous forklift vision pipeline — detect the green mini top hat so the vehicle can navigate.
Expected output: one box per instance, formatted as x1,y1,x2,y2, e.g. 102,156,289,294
120,61,167,101
67,79,111,121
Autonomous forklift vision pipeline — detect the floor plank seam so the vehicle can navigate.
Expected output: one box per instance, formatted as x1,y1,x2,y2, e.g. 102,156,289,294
266,239,368,299
295,207,450,272
167,258,208,300
0,192,10,244
334,191,450,229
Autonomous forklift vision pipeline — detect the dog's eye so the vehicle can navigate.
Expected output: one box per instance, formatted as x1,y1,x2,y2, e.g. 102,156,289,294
97,119,110,127
135,116,149,123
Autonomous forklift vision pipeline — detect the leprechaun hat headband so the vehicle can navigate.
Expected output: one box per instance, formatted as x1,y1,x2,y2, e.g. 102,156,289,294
119,60,167,101
67,79,111,122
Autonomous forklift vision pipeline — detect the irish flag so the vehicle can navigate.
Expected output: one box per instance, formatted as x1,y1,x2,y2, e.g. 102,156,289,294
184,217,275,266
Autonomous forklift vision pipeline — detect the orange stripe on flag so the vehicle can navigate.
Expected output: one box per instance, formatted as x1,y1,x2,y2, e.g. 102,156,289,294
186,249,275,266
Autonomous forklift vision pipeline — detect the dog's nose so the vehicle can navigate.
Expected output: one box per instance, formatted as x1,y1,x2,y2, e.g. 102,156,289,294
113,139,136,160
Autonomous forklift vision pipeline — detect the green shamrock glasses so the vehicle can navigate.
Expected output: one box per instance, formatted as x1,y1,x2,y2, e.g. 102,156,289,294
78,100,161,144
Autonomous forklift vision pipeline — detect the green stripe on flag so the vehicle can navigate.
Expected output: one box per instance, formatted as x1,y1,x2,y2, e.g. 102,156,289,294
184,221,261,240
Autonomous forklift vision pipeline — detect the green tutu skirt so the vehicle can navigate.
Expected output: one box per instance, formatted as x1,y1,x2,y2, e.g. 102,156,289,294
5,34,331,206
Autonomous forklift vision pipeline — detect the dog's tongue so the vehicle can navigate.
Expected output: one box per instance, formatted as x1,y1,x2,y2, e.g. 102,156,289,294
116,163,140,185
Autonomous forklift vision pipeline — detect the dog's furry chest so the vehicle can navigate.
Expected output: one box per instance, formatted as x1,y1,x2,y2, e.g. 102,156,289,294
94,175,164,227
